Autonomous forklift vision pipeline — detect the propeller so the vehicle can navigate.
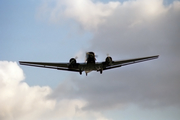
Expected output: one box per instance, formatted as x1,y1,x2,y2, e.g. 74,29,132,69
75,56,78,59
85,52,97,62
86,52,98,57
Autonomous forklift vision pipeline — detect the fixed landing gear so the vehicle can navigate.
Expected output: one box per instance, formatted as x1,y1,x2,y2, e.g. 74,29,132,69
79,70,82,75
97,69,103,74
100,69,103,74
79,70,88,76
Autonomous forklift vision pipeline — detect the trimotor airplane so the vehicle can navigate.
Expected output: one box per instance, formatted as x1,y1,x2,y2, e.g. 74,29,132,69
19,52,159,76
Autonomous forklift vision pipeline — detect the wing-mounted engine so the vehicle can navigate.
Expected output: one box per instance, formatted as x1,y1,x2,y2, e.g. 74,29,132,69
105,56,113,66
98,56,113,74
69,58,76,64
68,58,78,68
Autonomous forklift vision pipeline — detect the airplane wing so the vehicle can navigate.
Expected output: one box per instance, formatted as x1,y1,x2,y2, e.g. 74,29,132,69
19,61,80,72
103,55,159,70
19,55,159,74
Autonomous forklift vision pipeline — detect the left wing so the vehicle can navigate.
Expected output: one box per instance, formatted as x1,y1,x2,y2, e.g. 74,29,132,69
19,61,80,72
103,55,159,70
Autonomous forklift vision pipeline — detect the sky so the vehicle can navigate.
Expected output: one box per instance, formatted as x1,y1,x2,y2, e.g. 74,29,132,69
0,0,180,120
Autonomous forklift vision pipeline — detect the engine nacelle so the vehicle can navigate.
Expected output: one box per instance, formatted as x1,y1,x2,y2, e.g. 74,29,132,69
69,58,76,64
68,58,77,68
105,56,113,65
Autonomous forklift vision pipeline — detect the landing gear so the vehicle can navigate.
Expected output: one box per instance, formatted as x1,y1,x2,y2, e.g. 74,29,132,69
79,70,82,75
100,69,103,74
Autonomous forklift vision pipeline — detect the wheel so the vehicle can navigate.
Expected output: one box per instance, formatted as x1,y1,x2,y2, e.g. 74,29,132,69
100,70,102,74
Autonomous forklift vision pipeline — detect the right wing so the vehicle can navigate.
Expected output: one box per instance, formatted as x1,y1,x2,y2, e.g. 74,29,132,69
103,55,159,70
19,61,80,72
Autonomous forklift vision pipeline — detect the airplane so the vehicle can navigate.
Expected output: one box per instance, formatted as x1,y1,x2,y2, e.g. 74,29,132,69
19,52,159,76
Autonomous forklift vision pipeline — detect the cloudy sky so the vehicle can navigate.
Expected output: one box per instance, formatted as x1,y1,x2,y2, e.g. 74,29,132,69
0,0,180,120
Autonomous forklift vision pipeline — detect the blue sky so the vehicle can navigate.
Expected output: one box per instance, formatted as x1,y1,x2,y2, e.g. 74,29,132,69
0,0,180,120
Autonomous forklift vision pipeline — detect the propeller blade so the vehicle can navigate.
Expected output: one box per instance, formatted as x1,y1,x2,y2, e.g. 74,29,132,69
75,56,78,59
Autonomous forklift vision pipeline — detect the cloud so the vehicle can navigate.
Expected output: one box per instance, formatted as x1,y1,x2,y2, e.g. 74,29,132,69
47,0,180,111
37,0,120,30
90,0,180,55
0,61,109,120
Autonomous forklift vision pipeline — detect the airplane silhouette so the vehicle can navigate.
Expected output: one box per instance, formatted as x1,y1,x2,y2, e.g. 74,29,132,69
19,52,159,76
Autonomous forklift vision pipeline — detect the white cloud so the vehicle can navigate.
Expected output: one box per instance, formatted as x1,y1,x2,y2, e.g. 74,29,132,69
38,0,178,31
0,61,109,120
38,0,120,30
64,0,120,29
